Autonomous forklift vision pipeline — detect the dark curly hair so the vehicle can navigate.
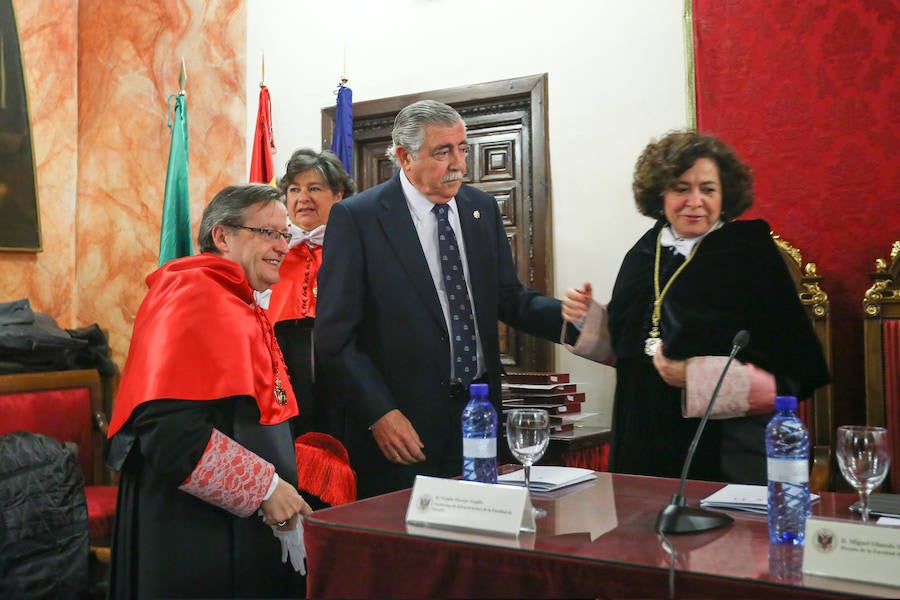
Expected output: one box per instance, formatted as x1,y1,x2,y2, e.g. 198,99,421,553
279,148,356,198
632,131,753,222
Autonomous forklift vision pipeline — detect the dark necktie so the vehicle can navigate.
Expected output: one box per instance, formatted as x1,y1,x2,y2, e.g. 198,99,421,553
433,204,477,387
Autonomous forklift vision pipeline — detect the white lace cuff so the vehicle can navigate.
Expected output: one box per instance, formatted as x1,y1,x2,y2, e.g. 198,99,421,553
178,428,276,517
683,356,776,419
561,301,614,365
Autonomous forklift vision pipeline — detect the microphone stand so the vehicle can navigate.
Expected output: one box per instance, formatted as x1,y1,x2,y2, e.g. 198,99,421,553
655,331,750,534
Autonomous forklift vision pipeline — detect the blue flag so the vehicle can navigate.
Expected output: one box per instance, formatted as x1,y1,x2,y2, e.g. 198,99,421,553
158,93,192,266
331,84,353,173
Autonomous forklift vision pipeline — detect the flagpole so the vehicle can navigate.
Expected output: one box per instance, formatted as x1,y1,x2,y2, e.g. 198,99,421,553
159,58,192,266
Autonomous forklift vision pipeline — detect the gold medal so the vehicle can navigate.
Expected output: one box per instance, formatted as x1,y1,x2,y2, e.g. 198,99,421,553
274,379,287,405
644,336,662,357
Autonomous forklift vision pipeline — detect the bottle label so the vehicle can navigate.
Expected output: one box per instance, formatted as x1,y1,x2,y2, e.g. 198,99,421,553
463,437,497,458
767,457,809,484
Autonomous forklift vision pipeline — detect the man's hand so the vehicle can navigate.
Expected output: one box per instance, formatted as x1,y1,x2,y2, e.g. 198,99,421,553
652,342,686,388
371,409,426,464
260,478,312,529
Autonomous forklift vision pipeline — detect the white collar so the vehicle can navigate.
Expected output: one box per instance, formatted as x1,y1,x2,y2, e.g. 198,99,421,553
288,223,325,248
400,168,458,223
253,288,273,309
660,221,723,257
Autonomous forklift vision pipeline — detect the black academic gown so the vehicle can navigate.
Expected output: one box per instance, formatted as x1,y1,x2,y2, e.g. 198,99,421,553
107,397,304,599
606,219,830,484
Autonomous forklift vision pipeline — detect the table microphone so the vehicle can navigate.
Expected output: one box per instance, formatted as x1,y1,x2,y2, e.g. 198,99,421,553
655,330,751,534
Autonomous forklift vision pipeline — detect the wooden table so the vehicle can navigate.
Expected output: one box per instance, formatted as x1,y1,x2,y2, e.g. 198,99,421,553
545,425,610,467
305,472,899,599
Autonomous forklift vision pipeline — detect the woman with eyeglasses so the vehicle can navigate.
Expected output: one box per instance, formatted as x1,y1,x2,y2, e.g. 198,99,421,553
267,149,355,441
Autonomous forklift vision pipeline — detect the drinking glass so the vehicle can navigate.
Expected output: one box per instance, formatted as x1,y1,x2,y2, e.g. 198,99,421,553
836,425,891,523
506,408,550,516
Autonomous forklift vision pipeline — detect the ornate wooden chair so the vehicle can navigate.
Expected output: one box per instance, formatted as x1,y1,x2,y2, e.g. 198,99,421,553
772,233,834,491
863,240,900,492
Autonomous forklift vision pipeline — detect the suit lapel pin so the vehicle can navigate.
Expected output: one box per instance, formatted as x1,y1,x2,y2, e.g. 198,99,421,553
473,210,480,219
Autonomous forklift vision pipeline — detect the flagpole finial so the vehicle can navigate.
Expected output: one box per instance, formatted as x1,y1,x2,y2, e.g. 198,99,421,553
260,52,266,88
178,58,187,96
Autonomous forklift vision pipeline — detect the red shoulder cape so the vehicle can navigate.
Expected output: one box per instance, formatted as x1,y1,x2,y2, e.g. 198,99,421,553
266,243,322,323
109,254,298,437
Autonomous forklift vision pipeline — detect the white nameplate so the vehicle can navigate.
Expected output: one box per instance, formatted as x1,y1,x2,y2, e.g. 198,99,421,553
405,475,536,536
803,517,900,588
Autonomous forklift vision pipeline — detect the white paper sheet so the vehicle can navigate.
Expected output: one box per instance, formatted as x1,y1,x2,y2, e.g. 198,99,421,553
497,466,597,492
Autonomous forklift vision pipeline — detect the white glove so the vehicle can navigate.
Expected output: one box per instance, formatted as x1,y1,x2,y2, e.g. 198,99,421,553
271,517,307,575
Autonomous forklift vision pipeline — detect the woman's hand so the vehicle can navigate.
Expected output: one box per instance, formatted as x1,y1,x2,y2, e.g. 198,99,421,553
652,342,686,388
562,282,593,323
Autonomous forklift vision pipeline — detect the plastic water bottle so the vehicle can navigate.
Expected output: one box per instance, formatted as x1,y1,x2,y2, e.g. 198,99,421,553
461,383,498,483
766,395,811,545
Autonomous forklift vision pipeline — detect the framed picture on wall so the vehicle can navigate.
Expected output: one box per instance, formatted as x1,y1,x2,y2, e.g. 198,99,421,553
0,0,42,252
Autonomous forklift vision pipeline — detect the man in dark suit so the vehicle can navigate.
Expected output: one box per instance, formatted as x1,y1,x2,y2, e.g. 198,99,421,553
315,100,563,498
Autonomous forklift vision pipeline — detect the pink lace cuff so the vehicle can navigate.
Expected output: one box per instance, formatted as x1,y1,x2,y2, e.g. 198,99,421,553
178,428,276,517
562,301,615,366
683,356,776,419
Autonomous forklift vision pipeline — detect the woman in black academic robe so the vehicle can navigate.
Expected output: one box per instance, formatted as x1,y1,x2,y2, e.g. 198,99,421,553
563,131,829,484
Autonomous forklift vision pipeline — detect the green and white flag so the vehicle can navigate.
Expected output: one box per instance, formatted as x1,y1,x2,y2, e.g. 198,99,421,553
158,92,191,266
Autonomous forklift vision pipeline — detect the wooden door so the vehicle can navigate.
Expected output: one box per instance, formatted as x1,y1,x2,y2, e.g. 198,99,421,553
322,75,553,372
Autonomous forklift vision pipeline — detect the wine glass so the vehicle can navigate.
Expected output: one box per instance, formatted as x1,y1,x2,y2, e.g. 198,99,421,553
506,408,550,516
836,425,891,523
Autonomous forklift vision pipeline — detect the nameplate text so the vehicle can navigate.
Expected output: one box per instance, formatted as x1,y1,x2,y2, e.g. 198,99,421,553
405,475,535,536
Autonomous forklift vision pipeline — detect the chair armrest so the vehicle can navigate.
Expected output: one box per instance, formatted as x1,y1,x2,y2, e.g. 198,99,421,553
93,410,109,436
810,444,831,493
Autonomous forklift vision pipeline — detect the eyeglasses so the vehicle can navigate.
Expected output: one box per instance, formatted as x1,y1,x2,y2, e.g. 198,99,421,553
229,225,292,242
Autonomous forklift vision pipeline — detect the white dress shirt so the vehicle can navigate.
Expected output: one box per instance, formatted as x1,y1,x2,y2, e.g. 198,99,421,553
399,169,485,380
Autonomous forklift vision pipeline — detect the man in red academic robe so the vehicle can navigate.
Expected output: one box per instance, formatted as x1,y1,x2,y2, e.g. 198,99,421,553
107,184,312,599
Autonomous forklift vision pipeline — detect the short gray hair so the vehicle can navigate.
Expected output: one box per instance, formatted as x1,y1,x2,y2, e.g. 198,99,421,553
386,100,465,167
197,184,284,253
278,148,356,197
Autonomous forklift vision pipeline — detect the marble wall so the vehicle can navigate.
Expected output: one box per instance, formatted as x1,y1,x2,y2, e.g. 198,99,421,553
1,0,246,368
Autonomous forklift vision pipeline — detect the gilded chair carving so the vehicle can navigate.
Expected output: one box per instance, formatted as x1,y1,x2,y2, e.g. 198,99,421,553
772,233,833,491
863,241,900,491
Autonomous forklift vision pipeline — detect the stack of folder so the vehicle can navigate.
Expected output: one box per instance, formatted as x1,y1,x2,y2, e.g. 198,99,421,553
501,372,585,434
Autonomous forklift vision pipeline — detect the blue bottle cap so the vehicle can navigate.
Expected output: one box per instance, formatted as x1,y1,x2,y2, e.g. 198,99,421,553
774,395,797,411
469,383,489,398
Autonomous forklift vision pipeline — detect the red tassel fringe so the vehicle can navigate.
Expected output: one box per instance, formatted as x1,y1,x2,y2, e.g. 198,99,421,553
294,433,357,506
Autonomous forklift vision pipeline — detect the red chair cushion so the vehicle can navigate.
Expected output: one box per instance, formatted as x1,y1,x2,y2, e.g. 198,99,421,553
85,485,117,541
0,388,93,482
